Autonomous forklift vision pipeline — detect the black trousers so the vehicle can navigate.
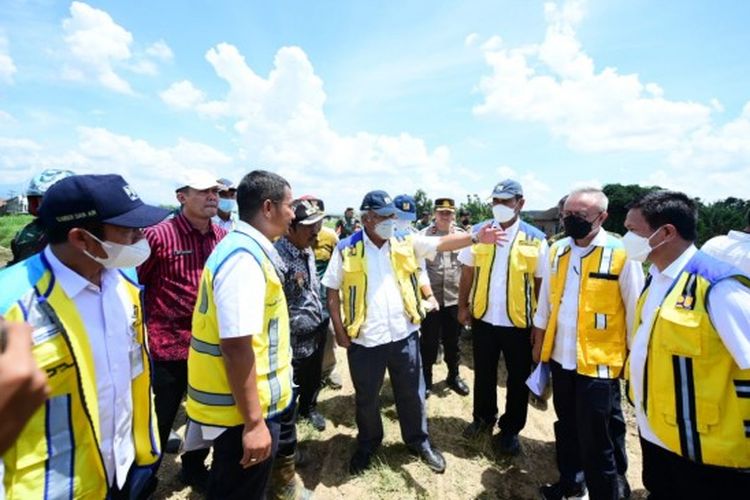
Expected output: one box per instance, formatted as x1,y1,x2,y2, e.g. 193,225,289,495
640,437,750,499
152,360,210,473
208,419,282,500
420,305,461,389
292,321,327,416
550,361,627,500
471,319,531,435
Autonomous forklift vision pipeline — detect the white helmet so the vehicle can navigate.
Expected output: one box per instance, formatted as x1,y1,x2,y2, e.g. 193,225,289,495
27,169,75,197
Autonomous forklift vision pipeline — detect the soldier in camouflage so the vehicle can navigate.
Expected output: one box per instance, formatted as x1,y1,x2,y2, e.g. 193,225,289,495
8,169,74,266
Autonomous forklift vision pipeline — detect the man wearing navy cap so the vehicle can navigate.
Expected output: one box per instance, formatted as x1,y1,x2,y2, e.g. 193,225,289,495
458,179,549,457
0,174,168,499
323,190,505,475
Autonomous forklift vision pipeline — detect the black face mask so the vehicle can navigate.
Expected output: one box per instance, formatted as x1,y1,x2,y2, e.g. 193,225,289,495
563,215,594,240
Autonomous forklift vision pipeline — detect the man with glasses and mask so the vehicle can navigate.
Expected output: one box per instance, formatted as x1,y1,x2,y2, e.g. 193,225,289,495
0,174,167,499
532,187,644,500
137,171,226,490
623,191,750,498
457,179,548,457
213,177,238,231
323,190,505,475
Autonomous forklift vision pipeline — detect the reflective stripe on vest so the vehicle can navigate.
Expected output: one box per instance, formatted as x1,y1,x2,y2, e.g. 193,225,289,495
632,250,750,467
187,231,293,427
540,234,628,378
0,253,160,500
338,232,424,338
469,222,544,328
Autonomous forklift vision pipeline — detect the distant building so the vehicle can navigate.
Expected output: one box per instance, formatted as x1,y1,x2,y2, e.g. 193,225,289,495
1,195,29,215
523,206,561,237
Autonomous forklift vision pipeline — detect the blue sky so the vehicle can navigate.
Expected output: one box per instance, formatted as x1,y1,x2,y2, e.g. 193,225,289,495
1,0,749,211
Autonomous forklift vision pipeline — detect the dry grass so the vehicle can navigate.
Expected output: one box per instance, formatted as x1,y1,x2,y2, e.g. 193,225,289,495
156,337,647,499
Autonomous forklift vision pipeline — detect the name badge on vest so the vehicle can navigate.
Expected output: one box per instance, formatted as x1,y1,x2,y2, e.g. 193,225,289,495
130,342,144,379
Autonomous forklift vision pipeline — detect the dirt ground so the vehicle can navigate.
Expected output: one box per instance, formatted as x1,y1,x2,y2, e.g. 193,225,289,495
155,336,646,500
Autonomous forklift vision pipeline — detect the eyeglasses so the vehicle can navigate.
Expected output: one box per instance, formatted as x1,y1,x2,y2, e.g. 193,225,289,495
561,210,602,220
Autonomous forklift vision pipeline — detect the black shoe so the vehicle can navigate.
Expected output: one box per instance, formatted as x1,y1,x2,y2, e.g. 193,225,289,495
323,375,343,390
303,410,326,431
179,465,209,492
539,481,587,500
165,429,182,454
617,475,631,500
496,432,521,457
409,445,446,473
462,420,493,439
349,449,373,475
529,393,549,411
446,374,470,396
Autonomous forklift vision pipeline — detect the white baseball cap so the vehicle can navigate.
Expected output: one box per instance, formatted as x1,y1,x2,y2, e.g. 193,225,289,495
176,170,221,192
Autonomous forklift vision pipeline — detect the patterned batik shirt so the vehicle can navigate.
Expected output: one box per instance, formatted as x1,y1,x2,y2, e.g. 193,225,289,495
275,236,325,358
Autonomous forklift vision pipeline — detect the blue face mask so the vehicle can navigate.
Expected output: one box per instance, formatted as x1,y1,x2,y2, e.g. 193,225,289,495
218,198,237,213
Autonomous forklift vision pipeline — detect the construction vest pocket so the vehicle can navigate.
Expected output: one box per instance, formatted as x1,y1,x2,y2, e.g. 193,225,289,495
663,399,719,434
658,308,703,357
516,244,539,272
584,278,620,314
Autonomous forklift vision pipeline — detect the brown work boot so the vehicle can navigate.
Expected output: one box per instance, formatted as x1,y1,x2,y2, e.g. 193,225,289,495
269,452,313,500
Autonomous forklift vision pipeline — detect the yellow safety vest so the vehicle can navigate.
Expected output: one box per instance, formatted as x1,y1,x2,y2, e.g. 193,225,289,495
627,251,750,468
0,253,160,500
338,231,424,338
540,234,628,378
187,230,293,426
470,220,545,327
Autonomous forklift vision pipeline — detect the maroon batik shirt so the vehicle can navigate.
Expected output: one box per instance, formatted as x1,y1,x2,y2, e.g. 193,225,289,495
138,213,227,361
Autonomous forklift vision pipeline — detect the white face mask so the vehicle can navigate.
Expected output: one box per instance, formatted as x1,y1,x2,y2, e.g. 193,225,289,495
374,219,395,240
622,227,663,262
217,198,237,213
394,219,415,234
492,204,516,224
83,231,152,269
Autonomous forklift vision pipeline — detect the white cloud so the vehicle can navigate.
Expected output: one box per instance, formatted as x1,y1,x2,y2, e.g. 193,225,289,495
159,43,475,208
145,40,173,61
474,0,712,153
464,33,479,47
61,2,172,93
497,165,554,207
0,128,233,203
0,36,17,84
474,0,750,202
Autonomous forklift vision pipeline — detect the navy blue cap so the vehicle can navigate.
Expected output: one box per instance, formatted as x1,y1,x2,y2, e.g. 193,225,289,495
393,194,417,221
360,190,396,216
39,174,169,229
491,179,523,200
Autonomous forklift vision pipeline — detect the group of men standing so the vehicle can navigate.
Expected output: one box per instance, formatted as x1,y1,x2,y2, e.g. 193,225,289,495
1,167,749,500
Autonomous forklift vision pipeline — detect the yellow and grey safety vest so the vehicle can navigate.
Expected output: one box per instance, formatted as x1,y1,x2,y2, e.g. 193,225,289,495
338,231,425,338
626,251,750,468
187,230,293,426
0,253,160,499
540,234,628,378
469,220,545,327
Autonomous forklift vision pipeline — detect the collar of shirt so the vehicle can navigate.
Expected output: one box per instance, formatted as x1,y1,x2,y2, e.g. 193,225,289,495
44,246,118,297
648,244,698,281
235,220,282,261
491,217,520,242
173,212,221,238
362,229,390,253
276,236,310,260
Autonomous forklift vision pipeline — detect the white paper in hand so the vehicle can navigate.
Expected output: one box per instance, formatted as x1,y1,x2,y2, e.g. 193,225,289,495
526,362,550,397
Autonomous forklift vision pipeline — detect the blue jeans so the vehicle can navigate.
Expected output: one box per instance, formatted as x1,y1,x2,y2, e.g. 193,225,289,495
347,331,429,453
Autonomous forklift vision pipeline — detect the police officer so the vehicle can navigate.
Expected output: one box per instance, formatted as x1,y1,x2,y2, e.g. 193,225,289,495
8,168,74,265
0,174,167,499
624,191,750,498
420,198,470,397
458,180,548,458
